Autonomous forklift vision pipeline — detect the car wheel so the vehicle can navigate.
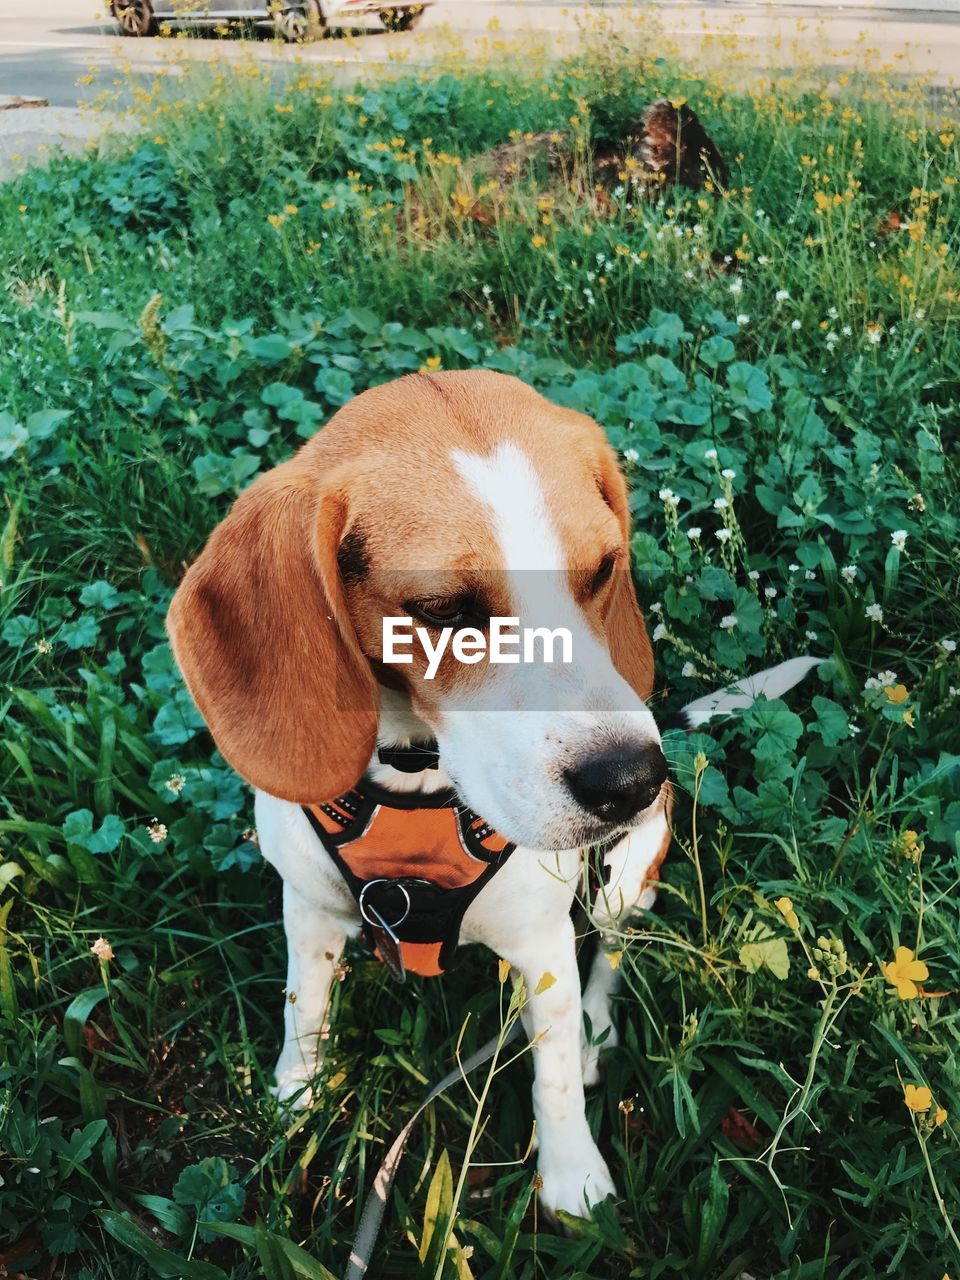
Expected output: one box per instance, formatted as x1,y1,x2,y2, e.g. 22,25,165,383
380,5,423,32
111,0,156,36
274,0,324,41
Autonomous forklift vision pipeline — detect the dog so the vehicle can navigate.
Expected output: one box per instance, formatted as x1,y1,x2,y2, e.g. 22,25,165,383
166,369,811,1220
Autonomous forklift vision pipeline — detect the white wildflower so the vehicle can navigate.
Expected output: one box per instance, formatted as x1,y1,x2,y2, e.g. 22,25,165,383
891,529,907,551
719,614,738,629
715,528,732,543
841,565,858,583
865,603,884,623
687,526,702,539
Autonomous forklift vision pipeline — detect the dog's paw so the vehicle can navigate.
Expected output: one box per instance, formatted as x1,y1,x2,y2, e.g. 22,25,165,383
538,1145,617,1220
580,1016,618,1089
271,1059,320,1109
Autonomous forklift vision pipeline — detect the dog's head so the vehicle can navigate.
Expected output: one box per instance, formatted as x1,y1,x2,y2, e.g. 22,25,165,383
167,371,666,851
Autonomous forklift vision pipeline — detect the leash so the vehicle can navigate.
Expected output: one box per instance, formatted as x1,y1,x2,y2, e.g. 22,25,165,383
345,1021,522,1280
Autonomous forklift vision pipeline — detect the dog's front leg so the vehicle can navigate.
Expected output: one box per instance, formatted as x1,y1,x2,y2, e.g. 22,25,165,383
272,882,346,1107
504,916,616,1219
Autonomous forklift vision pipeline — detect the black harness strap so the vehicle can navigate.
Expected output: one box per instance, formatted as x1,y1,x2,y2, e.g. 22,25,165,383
302,781,515,978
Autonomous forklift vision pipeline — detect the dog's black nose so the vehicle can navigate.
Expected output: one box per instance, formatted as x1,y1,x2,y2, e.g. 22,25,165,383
564,746,668,825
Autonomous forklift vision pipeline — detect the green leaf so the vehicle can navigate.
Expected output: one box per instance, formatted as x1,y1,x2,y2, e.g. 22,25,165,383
63,986,111,1056
59,614,100,650
699,334,735,367
99,1211,228,1279
344,306,382,334
203,1224,337,1279
2,614,39,645
740,937,790,980
26,408,72,439
131,1194,191,1240
726,362,773,413
80,580,121,610
62,809,124,854
261,381,302,408
743,699,804,757
812,695,849,748
174,1157,246,1241
246,334,293,361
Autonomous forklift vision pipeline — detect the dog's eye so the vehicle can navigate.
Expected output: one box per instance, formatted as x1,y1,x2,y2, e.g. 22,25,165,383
589,554,616,597
406,594,482,627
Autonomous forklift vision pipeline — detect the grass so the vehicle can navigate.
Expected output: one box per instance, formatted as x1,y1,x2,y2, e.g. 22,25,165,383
1,11,959,1278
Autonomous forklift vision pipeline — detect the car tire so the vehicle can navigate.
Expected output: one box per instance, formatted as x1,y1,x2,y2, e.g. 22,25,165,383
274,0,324,41
111,0,156,36
380,5,423,31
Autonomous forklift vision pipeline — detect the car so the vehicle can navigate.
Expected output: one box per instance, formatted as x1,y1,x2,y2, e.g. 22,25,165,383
110,0,427,41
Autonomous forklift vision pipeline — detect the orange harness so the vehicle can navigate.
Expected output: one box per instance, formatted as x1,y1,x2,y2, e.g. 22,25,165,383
303,777,515,981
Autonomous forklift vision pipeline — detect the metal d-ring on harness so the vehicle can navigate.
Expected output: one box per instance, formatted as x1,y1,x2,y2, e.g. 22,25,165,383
356,877,416,983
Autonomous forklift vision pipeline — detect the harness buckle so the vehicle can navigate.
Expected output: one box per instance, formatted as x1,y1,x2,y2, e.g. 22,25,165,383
358,879,411,983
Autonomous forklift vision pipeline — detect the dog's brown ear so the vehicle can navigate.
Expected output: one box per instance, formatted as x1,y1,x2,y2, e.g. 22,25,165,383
596,445,655,702
166,454,378,803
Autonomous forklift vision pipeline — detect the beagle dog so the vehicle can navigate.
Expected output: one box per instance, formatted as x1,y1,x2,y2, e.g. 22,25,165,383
166,370,682,1219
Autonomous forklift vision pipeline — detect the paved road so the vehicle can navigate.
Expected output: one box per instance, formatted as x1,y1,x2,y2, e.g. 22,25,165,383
1,0,959,179
3,0,960,107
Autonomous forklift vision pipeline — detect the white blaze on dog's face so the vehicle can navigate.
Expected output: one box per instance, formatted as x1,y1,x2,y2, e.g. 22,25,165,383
337,374,667,852
166,370,666,850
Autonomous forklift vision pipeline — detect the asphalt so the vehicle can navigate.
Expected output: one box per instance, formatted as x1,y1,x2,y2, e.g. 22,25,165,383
1,1,959,182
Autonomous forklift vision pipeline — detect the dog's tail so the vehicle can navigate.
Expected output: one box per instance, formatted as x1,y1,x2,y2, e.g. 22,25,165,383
675,655,821,730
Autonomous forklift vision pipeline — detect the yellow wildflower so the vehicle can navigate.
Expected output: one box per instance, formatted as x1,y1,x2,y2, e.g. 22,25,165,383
267,213,285,230
904,1083,932,1112
935,1107,948,1126
774,897,800,931
884,683,909,704
884,946,929,1000
531,234,546,248
284,203,298,216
